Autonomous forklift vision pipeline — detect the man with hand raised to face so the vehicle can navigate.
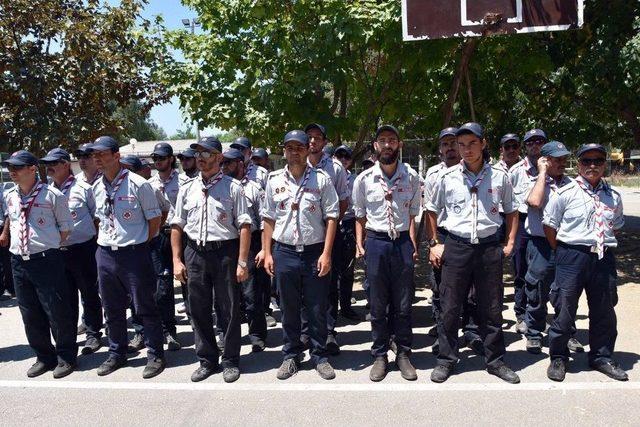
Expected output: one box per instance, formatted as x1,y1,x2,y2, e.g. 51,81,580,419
543,143,627,382
352,125,422,383
261,130,339,381
427,122,520,384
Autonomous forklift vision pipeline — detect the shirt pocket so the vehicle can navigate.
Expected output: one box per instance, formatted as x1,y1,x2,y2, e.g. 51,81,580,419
302,191,322,215
29,204,55,229
115,197,143,225
68,197,85,222
211,197,234,224
446,189,468,215
395,187,413,211
273,192,290,213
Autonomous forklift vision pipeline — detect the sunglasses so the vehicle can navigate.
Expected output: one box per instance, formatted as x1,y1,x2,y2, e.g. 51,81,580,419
525,139,545,147
8,165,27,172
579,157,606,166
151,155,169,162
76,154,91,159
45,160,66,166
503,143,520,150
194,151,215,159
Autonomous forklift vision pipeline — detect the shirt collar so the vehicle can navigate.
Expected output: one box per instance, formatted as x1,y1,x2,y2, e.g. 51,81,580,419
373,161,405,182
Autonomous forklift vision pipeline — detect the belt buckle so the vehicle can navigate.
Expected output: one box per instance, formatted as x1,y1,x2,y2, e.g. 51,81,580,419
21,255,30,261
470,237,479,245
590,246,598,253
295,244,304,253
111,245,119,251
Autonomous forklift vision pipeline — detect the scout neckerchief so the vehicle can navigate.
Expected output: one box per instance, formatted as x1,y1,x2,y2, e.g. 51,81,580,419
87,171,103,185
377,163,403,240
198,171,224,245
242,162,254,185
286,166,312,244
575,175,607,259
159,169,177,194
19,180,44,257
58,175,75,196
104,169,129,237
461,161,490,244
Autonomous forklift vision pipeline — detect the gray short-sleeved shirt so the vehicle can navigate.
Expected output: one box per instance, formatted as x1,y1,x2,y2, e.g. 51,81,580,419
309,154,350,201
423,162,448,226
149,170,180,224
5,183,74,255
93,170,162,247
352,162,422,233
261,166,339,246
245,163,269,189
61,179,97,246
342,171,356,221
426,162,516,240
171,173,252,242
76,170,102,186
242,179,265,233
542,178,624,247
524,175,572,237
510,157,538,214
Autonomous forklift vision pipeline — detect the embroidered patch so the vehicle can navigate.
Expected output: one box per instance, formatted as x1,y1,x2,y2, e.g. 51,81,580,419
37,217,45,226
491,206,498,215
309,204,316,213
71,211,78,220
219,213,228,222
122,210,133,221
453,205,462,214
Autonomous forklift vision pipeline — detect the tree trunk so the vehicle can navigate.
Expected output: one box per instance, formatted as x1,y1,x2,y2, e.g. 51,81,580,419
441,38,479,128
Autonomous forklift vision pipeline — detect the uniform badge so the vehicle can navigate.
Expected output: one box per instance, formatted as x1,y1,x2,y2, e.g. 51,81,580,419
219,213,228,222
487,188,493,194
309,204,316,213
453,205,462,214
280,187,285,193
491,206,498,215
279,201,286,210
123,210,132,221
275,188,280,194
291,203,299,211
404,201,410,209
37,217,45,226
384,193,393,201
71,211,78,220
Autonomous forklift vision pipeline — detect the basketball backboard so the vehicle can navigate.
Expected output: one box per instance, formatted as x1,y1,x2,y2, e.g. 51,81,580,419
402,0,584,41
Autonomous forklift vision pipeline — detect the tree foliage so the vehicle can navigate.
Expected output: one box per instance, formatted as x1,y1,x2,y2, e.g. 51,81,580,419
0,0,169,153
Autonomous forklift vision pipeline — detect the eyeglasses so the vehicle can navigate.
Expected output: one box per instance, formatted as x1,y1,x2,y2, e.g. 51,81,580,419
151,155,169,162
503,144,520,151
193,151,214,159
579,157,606,166
525,139,545,147
7,165,27,172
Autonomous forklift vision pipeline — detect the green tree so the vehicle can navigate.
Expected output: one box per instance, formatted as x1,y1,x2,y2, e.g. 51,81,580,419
0,0,169,153
112,100,167,143
168,126,196,140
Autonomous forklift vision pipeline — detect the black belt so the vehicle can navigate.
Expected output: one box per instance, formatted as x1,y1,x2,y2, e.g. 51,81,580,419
447,233,499,245
60,238,96,252
366,230,409,240
99,242,148,252
275,241,324,253
160,225,172,235
12,248,58,261
557,241,609,254
187,238,238,252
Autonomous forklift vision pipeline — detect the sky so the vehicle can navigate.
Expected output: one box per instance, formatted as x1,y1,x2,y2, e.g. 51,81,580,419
141,1,219,137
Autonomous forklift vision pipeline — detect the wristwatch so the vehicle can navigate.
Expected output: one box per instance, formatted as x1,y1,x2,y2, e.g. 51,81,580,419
238,260,248,268
428,238,440,248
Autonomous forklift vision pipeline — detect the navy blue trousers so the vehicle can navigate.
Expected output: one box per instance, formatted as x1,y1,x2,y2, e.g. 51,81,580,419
513,215,530,320
275,242,329,365
12,249,77,365
548,244,617,364
366,231,414,357
241,232,267,344
62,238,103,339
97,243,164,360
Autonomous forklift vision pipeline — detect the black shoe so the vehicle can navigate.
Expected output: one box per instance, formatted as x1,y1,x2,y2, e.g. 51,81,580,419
77,323,87,336
265,314,277,327
396,354,417,381
251,340,266,353
81,336,102,355
340,307,360,321
431,364,453,383
526,337,542,354
427,326,438,338
515,319,528,334
568,337,584,353
97,356,127,376
142,357,166,379
487,363,520,384
277,358,299,380
467,338,484,356
316,362,336,380
27,360,55,378
547,358,566,382
53,361,76,379
326,334,340,355
165,333,182,351
369,356,388,382
191,362,218,382
127,333,145,353
0,293,11,301
590,360,628,381
223,366,241,383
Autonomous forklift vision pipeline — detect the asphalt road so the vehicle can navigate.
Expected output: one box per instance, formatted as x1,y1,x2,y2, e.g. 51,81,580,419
0,188,638,426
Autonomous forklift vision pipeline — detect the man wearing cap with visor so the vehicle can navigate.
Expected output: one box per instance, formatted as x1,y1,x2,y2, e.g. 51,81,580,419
543,143,626,382
41,148,103,356
304,123,350,354
178,148,198,183
495,134,522,173
261,130,339,380
427,122,520,384
3,150,76,378
251,148,270,171
509,128,547,335
89,136,166,379
353,125,421,382
231,137,269,189
74,142,103,185
171,136,252,383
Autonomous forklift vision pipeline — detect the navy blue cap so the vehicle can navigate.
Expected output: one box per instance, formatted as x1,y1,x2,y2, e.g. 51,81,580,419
120,155,143,171
177,148,196,159
576,143,607,158
323,145,335,156
541,141,571,158
2,150,39,167
439,127,458,140
222,148,244,161
283,130,309,146
230,137,251,150
152,142,173,157
40,148,71,163
361,158,375,168
74,143,94,156
140,158,152,168
334,145,353,158
91,136,119,152
523,129,547,142
191,136,222,153
375,125,400,139
500,133,520,145
251,148,268,159
304,123,327,138
456,122,483,139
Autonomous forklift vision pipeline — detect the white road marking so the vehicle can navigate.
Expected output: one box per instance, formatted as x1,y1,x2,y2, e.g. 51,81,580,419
0,379,638,392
